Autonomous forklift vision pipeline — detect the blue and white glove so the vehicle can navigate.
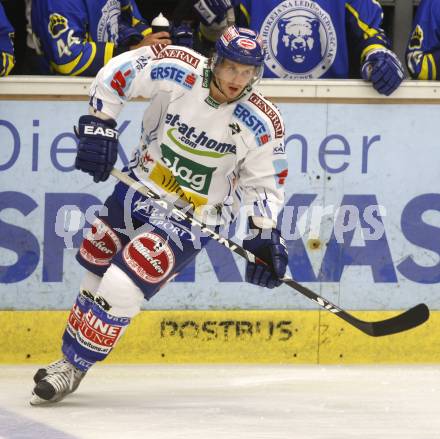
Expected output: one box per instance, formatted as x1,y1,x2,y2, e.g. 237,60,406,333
193,0,232,25
74,115,119,183
361,48,405,96
242,225,288,289
171,23,194,48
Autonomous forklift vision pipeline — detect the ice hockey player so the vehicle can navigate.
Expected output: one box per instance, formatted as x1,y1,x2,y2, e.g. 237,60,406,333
406,0,440,79
236,0,405,96
30,25,289,405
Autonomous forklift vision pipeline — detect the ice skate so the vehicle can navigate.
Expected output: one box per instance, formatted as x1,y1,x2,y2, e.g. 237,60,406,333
30,358,86,405
33,358,78,385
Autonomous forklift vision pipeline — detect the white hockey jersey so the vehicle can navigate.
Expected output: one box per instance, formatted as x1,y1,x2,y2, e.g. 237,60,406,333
89,44,287,225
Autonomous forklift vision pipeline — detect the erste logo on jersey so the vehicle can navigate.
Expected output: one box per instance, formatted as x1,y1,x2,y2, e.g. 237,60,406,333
261,0,337,79
151,63,197,89
233,103,271,146
123,232,175,284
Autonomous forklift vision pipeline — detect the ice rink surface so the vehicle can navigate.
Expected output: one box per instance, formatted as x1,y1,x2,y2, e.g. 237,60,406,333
0,364,439,439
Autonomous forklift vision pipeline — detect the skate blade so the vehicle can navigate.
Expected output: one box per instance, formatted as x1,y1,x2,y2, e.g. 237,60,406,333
30,392,52,406
29,392,65,406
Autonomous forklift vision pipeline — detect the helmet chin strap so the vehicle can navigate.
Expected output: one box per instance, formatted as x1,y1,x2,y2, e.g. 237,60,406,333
211,74,229,100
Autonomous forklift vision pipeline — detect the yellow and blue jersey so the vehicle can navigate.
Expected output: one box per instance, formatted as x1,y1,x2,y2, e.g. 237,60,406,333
406,0,440,79
237,0,389,79
31,0,151,76
0,4,15,77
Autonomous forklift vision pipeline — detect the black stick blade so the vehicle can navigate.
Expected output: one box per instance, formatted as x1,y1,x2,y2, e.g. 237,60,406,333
353,303,430,337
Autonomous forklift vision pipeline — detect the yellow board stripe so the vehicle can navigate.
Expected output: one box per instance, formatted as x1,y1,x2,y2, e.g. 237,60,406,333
0,310,437,364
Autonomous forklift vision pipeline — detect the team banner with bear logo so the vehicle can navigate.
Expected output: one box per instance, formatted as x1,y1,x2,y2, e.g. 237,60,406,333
0,100,439,311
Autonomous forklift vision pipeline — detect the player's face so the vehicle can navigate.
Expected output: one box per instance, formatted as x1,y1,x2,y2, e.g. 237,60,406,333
214,59,257,100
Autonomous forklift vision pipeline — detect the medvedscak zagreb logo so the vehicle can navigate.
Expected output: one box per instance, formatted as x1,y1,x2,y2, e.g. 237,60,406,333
261,0,337,79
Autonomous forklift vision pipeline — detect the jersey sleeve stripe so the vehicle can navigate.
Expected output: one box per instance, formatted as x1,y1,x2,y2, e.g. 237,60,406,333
51,42,97,76
419,56,430,80
239,3,251,25
51,51,84,75
345,3,380,39
428,53,437,79
1,52,14,76
71,43,96,75
104,42,114,66
361,43,386,62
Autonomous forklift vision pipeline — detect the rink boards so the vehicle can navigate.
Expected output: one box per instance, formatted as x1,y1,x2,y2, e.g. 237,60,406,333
1,99,440,311
0,310,438,364
1,80,440,363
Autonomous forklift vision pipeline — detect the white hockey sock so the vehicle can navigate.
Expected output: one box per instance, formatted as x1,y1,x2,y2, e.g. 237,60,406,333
94,264,144,318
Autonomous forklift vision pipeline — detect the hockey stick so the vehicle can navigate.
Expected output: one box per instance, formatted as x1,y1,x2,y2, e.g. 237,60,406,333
110,168,429,337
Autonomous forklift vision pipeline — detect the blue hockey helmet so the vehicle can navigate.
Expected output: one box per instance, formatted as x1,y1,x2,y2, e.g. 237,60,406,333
215,26,264,66
212,26,265,86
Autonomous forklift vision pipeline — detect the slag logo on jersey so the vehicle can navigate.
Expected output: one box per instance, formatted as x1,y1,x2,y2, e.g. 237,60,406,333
151,63,197,89
233,103,271,146
261,0,337,79
123,232,175,284
165,113,236,157
97,0,120,43
160,143,216,194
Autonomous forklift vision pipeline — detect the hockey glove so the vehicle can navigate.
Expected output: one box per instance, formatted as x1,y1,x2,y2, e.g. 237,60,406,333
242,225,288,289
193,0,232,25
361,48,405,96
74,115,119,183
171,23,194,49
118,21,144,48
